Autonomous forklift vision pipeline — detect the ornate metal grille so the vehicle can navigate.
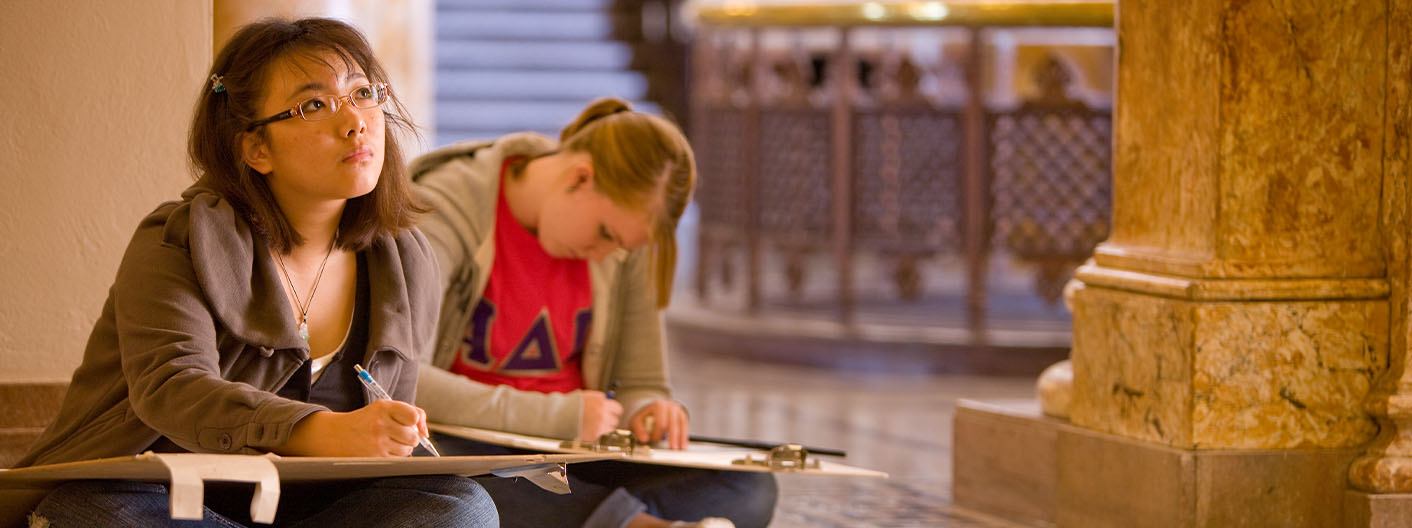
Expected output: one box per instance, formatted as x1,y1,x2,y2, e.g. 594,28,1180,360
695,108,747,230
854,109,964,255
987,55,1112,304
758,110,833,237
688,24,1113,335
989,111,1110,259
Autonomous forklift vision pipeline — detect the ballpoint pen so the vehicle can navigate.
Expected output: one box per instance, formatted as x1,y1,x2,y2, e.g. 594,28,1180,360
605,380,618,400
353,364,441,457
686,435,846,457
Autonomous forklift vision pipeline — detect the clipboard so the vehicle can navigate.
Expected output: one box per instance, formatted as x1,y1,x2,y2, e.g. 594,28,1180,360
0,451,617,523
429,423,888,478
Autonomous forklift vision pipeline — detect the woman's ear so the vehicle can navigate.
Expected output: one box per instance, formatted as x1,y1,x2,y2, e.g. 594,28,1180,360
567,158,595,193
240,131,273,175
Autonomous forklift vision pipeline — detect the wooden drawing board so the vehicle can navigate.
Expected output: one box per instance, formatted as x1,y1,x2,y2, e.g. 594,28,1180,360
0,452,615,488
0,452,619,522
429,423,889,478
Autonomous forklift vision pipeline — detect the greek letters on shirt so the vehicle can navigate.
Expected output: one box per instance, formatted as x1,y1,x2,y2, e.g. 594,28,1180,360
457,300,592,375
448,156,592,393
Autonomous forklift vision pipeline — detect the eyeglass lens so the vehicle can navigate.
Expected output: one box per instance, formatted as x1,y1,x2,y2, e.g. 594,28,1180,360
296,83,389,122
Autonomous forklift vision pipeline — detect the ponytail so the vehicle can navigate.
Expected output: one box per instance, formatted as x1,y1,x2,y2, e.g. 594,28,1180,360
560,97,632,143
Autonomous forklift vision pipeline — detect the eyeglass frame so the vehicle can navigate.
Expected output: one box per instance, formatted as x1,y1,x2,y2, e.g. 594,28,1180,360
245,82,391,131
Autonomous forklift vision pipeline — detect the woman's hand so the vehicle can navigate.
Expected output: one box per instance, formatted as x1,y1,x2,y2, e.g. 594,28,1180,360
579,390,624,442
630,400,689,450
280,399,427,457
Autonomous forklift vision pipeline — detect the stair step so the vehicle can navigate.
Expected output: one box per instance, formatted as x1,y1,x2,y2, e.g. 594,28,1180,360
436,129,551,146
436,11,618,41
437,99,662,136
437,40,633,70
432,0,659,149
437,0,614,11
437,70,647,100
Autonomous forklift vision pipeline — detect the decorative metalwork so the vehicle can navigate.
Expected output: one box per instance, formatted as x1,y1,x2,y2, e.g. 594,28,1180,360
756,108,831,296
988,54,1112,304
688,13,1113,341
853,108,963,299
758,110,832,237
695,109,747,230
854,110,962,252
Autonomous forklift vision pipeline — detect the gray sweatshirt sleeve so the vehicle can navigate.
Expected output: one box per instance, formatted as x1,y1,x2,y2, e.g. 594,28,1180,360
415,364,584,439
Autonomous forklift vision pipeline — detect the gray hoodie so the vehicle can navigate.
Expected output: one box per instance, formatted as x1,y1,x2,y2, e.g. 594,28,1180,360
410,132,673,440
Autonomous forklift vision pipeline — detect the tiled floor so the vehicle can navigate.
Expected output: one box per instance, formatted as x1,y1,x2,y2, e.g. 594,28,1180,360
668,342,1038,527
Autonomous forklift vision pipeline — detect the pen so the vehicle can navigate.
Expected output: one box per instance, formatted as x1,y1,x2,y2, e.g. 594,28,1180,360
688,435,846,457
603,381,662,444
602,383,839,455
353,364,441,457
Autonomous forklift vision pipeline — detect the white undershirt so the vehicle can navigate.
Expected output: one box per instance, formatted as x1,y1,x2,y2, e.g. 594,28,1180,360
309,353,337,382
308,321,354,383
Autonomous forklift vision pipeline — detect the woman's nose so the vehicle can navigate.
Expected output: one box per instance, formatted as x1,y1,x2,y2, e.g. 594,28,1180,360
585,242,615,261
337,101,367,138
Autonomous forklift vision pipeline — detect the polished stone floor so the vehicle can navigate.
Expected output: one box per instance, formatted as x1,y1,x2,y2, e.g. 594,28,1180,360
668,342,1038,527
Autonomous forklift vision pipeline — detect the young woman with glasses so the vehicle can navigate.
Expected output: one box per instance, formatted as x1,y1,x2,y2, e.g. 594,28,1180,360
16,18,497,526
410,98,778,528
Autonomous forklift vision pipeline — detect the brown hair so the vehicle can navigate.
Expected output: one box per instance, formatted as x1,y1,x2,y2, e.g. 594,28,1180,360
188,17,427,253
558,97,697,308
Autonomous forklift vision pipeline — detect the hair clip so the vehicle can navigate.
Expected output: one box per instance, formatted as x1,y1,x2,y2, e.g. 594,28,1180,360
210,74,226,93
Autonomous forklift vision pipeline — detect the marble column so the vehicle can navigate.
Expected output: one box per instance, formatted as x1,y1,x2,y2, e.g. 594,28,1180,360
1349,0,1412,494
1070,0,1405,461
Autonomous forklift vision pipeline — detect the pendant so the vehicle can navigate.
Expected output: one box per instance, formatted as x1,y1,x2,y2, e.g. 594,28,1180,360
299,321,310,341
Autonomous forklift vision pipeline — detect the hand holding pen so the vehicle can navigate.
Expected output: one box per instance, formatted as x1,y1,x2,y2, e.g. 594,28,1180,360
355,364,441,457
580,388,623,443
603,381,690,450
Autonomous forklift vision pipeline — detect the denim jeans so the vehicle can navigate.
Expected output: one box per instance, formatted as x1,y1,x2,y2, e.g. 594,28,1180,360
29,474,498,527
434,433,778,528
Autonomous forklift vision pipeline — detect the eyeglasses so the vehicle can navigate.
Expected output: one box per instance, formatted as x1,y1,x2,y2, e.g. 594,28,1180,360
246,82,390,130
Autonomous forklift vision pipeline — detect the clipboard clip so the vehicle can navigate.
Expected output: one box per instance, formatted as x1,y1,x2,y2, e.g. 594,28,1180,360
731,444,821,471
148,452,282,523
560,429,652,456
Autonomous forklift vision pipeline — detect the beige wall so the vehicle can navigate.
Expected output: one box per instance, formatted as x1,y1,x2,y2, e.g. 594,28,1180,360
0,2,213,382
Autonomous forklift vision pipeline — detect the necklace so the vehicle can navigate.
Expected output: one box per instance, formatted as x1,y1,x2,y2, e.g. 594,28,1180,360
273,230,338,341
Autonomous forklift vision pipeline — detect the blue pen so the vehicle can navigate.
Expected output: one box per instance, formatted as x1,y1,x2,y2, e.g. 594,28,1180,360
354,364,441,457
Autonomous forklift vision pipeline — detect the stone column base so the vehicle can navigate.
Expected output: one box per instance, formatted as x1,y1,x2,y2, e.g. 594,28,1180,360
953,399,1060,526
1343,491,1412,528
955,398,1364,527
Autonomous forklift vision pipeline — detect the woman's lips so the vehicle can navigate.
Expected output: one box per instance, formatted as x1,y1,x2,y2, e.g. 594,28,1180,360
343,146,374,163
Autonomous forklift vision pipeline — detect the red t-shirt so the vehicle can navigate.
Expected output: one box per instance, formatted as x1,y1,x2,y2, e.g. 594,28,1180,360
449,159,592,393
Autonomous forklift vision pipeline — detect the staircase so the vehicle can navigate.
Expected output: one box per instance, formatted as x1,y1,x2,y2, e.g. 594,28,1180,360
434,0,665,146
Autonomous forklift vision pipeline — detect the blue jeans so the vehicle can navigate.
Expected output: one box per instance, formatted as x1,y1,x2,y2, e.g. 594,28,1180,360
434,433,778,528
30,474,498,527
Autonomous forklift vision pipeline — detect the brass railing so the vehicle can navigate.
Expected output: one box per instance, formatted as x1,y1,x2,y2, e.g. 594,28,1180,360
684,1,1114,353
